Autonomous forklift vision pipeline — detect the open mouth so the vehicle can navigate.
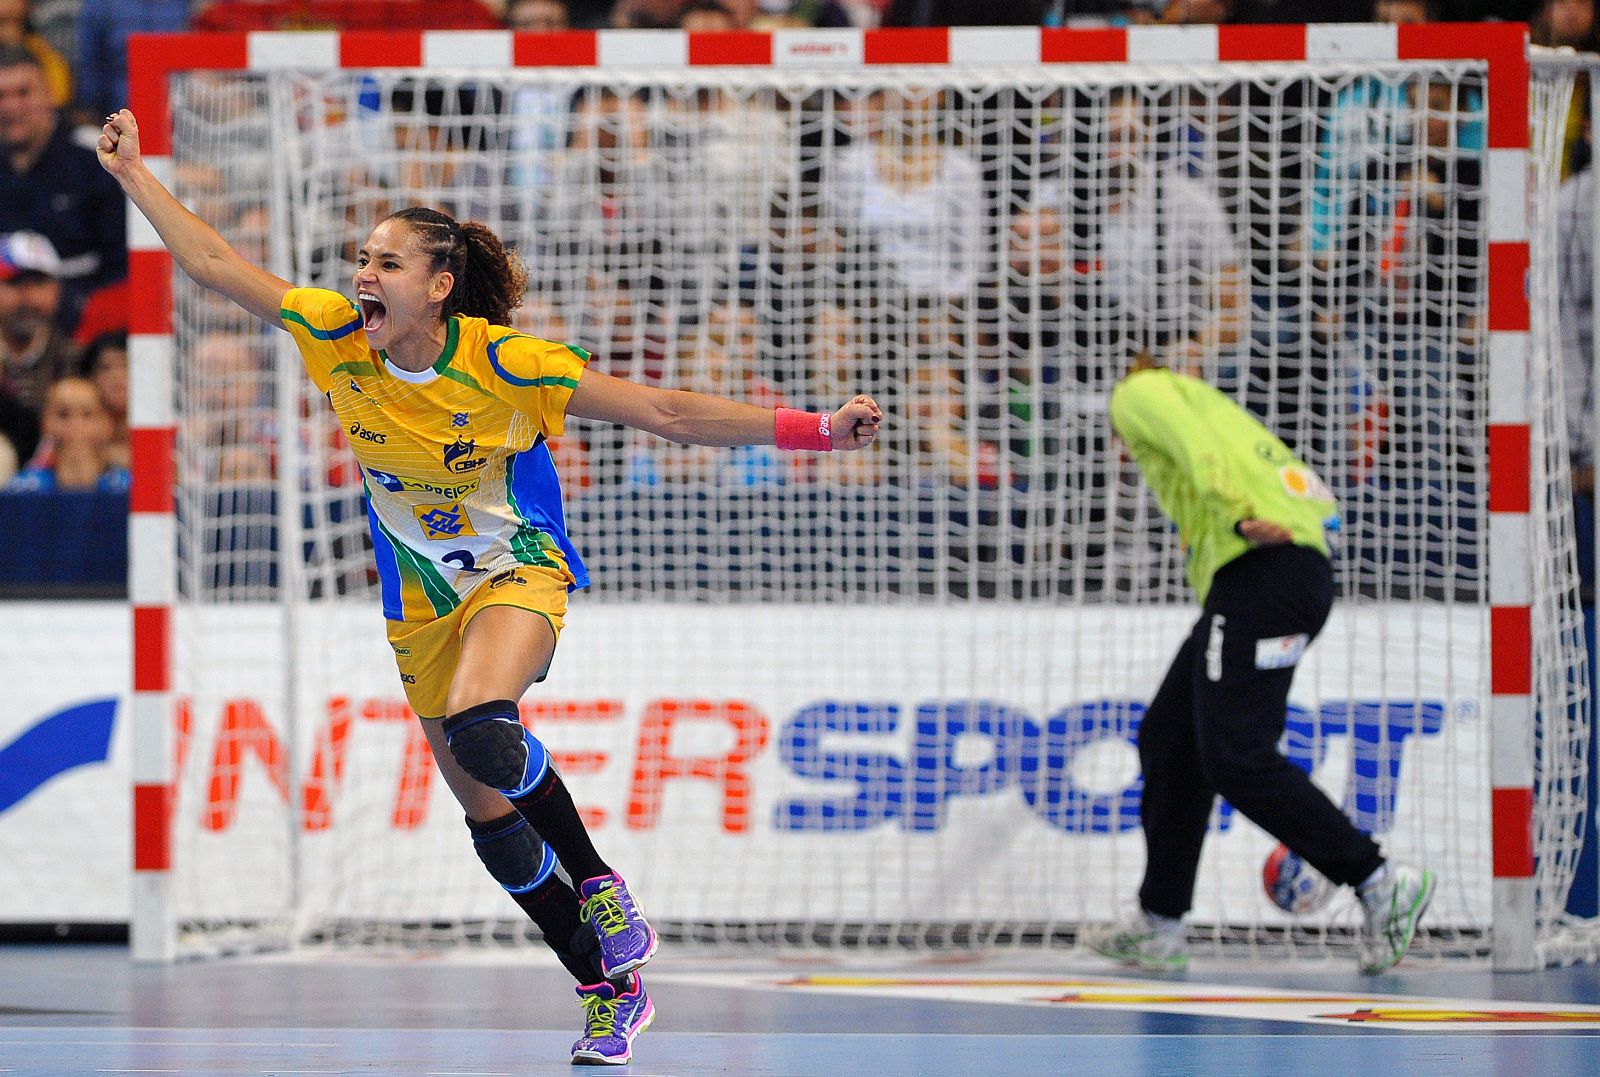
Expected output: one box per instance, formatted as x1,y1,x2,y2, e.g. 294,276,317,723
357,291,387,335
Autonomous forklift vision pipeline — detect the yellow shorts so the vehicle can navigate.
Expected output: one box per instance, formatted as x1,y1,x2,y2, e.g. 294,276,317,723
384,565,568,719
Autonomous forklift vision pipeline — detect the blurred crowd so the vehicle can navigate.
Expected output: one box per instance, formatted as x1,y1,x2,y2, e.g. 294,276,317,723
0,0,1595,605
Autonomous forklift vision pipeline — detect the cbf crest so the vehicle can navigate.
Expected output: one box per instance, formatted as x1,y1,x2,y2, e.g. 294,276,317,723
443,435,487,474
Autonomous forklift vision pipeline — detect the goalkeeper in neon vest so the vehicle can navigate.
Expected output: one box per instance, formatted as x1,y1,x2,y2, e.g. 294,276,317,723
1085,357,1435,975
96,108,880,1065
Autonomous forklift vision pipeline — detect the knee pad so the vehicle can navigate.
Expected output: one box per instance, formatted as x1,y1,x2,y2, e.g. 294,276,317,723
443,701,550,798
467,811,558,894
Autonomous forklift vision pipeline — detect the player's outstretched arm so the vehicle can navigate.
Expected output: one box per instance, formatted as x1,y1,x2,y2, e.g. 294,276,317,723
567,369,882,452
97,109,291,327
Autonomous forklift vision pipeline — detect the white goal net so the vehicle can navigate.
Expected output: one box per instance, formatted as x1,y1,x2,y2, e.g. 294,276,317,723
151,49,1594,964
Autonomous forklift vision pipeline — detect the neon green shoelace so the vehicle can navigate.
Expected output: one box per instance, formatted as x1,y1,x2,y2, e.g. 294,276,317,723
581,887,628,938
582,993,619,1037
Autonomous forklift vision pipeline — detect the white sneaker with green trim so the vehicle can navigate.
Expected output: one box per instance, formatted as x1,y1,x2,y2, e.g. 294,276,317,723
1083,910,1189,973
1357,863,1436,975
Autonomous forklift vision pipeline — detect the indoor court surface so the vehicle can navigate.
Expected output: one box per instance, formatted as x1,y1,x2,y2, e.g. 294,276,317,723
4,944,1600,1075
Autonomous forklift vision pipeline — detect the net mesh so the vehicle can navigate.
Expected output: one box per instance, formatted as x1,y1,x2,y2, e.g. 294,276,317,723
1528,54,1598,966
157,57,1590,962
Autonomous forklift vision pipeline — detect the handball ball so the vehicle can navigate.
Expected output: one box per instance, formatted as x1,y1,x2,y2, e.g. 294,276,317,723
1262,843,1332,915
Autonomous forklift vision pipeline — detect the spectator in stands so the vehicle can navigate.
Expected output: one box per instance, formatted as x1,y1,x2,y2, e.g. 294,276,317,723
188,329,274,486
679,0,738,27
672,74,797,265
378,79,506,225
505,0,573,28
80,330,128,470
5,375,128,492
828,87,986,307
804,301,862,413
610,0,688,28
1397,77,1484,316
0,231,76,435
722,0,761,23
1331,74,1482,482
1003,199,1069,378
0,44,126,330
0,0,68,108
753,0,854,27
539,89,681,379
1002,194,1093,482
573,270,669,382
513,295,572,341
502,3,580,198
1534,0,1598,178
906,310,987,488
73,1,191,121
676,299,781,405
1160,0,1232,20
545,0,612,27
230,205,272,271
1310,0,1458,263
684,302,790,486
636,298,791,485
1373,0,1431,21
1106,0,1162,24
1158,0,1318,20
1012,88,1242,376
22,0,69,68
822,88,989,490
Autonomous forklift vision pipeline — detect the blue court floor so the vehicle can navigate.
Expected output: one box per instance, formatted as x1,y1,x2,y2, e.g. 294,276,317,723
3,943,1600,1075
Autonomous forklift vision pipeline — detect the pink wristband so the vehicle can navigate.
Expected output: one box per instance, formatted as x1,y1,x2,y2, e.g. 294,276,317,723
775,408,833,452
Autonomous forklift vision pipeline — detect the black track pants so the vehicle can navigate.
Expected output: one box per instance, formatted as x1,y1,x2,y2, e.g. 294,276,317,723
1136,544,1385,919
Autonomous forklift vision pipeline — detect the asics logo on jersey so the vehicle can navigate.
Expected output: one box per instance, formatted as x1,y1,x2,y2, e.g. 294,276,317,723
489,569,527,589
443,435,487,474
349,420,387,444
414,501,477,540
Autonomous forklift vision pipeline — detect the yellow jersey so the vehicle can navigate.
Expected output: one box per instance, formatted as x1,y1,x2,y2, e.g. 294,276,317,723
279,287,590,621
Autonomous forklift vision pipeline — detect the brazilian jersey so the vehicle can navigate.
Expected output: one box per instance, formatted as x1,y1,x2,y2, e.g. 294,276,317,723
280,287,590,622
1109,368,1338,603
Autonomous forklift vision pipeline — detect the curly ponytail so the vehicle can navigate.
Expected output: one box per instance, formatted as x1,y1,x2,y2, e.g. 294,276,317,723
384,207,528,325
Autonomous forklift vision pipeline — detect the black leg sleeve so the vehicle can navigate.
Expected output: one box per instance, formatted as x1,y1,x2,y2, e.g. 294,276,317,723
1136,623,1218,919
510,768,612,885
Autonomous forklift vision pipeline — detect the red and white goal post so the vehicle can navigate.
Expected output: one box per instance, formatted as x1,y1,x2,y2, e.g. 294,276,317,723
127,23,1597,969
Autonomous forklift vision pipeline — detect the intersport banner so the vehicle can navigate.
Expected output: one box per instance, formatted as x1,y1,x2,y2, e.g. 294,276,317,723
1,602,1488,926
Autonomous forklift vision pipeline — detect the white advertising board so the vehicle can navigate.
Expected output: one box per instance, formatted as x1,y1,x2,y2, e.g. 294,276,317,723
0,601,1488,926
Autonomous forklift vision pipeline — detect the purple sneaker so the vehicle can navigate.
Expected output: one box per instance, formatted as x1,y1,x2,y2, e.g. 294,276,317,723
578,873,659,978
571,974,654,1066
